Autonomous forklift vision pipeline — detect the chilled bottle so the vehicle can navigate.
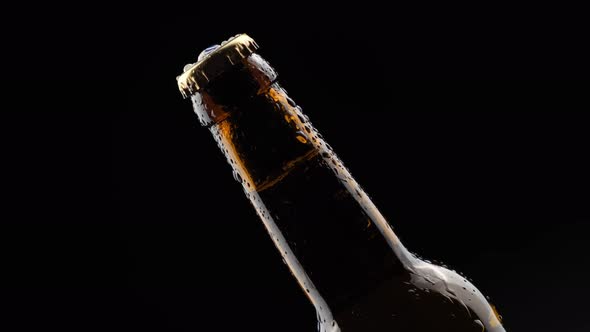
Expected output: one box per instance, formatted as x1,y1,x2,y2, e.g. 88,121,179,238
177,34,506,332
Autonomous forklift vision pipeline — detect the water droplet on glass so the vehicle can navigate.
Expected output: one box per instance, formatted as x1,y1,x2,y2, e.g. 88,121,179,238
198,44,220,61
232,170,243,183
183,63,194,72
473,319,484,331
286,96,297,107
297,113,308,123
295,132,308,144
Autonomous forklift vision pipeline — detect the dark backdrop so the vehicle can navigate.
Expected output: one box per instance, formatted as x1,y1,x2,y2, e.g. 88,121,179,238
4,3,589,332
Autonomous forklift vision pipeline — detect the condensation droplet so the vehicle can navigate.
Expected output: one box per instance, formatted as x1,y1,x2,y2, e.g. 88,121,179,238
286,96,297,107
232,170,243,183
473,319,484,331
297,113,308,123
295,132,308,144
183,63,194,72
198,45,220,61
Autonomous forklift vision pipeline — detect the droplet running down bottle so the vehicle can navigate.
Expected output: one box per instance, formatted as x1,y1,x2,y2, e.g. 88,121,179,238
177,34,506,332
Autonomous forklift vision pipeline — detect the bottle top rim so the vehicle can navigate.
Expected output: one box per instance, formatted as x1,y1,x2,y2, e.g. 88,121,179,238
177,34,259,98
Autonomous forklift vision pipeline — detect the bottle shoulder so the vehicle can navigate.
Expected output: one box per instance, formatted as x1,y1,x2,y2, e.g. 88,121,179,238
330,259,506,332
407,259,505,331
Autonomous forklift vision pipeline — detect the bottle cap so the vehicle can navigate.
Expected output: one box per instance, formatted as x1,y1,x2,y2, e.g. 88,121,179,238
177,34,259,98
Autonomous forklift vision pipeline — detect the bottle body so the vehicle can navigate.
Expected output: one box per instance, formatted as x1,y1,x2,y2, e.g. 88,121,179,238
188,43,505,332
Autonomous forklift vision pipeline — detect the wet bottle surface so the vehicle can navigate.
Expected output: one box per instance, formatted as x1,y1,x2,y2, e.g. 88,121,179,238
177,34,506,332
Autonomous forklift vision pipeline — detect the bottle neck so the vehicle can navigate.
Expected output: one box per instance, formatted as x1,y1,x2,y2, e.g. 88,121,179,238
193,56,414,322
213,83,318,191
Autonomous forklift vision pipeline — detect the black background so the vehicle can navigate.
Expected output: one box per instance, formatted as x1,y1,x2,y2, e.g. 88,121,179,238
4,3,589,332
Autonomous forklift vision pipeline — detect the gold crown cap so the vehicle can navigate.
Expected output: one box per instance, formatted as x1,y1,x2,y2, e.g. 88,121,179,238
177,34,259,98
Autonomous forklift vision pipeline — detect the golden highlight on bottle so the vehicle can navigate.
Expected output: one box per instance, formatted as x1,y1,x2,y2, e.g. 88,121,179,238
178,34,506,332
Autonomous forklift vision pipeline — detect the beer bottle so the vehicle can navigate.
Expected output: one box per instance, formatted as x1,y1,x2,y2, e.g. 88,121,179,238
177,34,506,332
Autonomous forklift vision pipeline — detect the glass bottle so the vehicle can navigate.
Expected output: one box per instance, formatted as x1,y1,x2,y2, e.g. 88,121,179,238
177,34,505,332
